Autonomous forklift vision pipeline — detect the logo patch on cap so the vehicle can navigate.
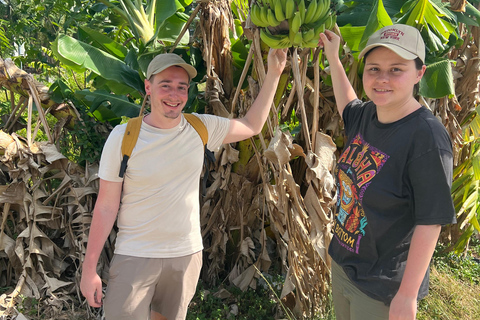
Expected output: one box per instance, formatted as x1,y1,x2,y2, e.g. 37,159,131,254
380,29,405,42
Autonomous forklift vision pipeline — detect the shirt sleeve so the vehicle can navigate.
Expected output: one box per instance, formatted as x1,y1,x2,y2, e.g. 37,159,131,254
407,141,456,226
342,99,368,137
98,124,126,183
194,113,230,151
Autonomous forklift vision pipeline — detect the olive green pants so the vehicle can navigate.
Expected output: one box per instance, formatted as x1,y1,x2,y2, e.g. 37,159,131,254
331,261,390,320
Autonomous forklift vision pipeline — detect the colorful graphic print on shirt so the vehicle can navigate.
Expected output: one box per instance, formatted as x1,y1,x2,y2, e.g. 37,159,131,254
333,133,389,254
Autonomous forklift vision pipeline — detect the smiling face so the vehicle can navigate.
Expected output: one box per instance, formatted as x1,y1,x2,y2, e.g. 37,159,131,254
362,47,425,121
144,66,190,128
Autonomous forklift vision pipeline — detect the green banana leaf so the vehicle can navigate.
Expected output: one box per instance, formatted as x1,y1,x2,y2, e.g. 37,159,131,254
125,48,141,74
52,34,145,95
336,0,405,27
469,111,480,139
339,26,367,56
155,12,190,44
473,150,480,181
152,0,181,23
418,58,454,98
177,0,194,9
75,89,141,122
465,0,480,22
0,26,12,54
152,0,179,31
359,0,393,50
49,79,74,104
78,26,128,60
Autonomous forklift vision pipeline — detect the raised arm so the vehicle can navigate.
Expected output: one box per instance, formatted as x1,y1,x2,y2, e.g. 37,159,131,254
80,179,123,308
223,48,288,144
389,224,441,320
319,30,357,119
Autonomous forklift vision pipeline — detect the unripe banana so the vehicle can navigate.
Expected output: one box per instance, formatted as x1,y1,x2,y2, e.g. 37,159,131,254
312,0,330,24
260,6,269,23
280,35,292,48
275,0,286,22
268,0,276,9
302,28,315,42
289,28,296,44
313,22,325,36
267,8,281,26
293,31,303,47
285,0,295,19
303,38,319,48
290,11,302,32
250,4,267,27
324,13,336,30
297,0,306,23
307,8,330,29
304,0,318,24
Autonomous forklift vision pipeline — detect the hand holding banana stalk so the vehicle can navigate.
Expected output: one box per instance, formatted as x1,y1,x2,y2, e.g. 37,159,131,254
318,29,341,62
250,0,336,48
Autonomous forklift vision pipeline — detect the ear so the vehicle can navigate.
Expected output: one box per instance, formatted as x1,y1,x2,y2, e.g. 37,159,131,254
416,64,427,84
144,78,151,95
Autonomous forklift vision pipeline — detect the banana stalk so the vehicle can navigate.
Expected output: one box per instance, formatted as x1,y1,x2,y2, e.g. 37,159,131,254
273,72,290,108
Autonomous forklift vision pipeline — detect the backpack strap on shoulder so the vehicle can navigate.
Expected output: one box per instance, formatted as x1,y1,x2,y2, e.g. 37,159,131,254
184,113,208,147
119,116,143,178
183,113,214,197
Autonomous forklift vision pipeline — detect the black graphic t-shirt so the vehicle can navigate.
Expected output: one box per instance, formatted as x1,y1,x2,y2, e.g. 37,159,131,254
329,99,456,305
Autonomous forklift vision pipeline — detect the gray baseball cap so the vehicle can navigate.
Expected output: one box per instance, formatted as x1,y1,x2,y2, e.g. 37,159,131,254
146,53,197,80
358,24,425,63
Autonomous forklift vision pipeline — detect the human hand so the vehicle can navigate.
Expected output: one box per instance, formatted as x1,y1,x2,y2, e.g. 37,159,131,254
318,30,341,62
389,291,417,320
80,270,103,308
267,48,288,76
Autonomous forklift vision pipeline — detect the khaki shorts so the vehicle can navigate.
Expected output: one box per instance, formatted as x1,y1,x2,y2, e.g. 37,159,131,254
104,251,202,320
331,261,390,320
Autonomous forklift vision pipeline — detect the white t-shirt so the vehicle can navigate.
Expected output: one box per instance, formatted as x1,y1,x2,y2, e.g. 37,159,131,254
98,113,230,258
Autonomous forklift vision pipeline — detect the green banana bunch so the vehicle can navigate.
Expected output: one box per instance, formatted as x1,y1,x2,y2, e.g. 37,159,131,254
260,28,292,48
250,0,336,49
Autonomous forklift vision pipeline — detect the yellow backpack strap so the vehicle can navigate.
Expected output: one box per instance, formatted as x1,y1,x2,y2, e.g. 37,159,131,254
119,116,143,178
184,113,214,197
184,113,208,146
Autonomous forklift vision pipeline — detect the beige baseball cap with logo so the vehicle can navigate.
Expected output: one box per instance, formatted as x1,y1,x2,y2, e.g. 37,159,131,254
358,24,425,63
146,53,197,80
